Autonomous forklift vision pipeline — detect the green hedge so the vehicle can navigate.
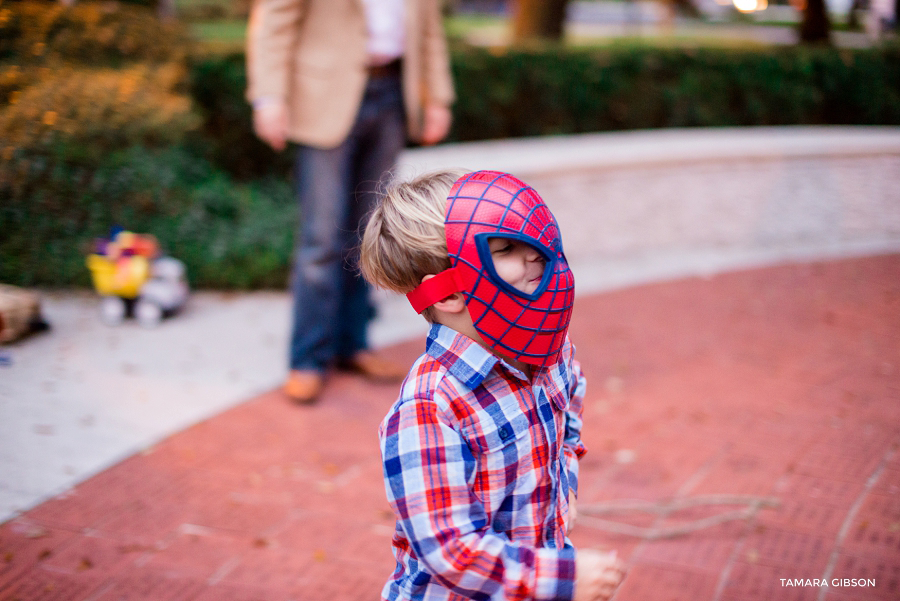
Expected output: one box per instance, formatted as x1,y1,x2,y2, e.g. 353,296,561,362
190,45,900,174
449,45,900,140
0,145,295,289
0,1,294,290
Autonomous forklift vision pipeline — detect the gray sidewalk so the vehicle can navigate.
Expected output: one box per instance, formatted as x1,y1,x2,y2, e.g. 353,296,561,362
2,126,900,525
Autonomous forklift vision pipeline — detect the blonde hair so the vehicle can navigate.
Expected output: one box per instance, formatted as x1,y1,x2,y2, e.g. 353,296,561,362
360,169,466,321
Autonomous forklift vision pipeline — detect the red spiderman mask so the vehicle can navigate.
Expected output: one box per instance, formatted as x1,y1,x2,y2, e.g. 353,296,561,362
407,171,575,367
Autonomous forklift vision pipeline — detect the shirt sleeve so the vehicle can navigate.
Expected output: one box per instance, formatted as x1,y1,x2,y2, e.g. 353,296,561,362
381,391,576,601
245,0,307,103
562,348,587,499
420,0,455,108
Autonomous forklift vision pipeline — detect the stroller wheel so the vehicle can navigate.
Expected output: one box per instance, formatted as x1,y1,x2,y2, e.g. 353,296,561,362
135,299,163,328
100,296,126,326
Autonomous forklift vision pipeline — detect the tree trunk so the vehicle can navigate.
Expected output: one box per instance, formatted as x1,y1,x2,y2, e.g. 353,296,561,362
512,0,570,42
799,0,832,43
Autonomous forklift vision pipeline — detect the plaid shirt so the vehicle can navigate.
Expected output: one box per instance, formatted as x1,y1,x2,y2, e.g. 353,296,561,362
380,324,587,601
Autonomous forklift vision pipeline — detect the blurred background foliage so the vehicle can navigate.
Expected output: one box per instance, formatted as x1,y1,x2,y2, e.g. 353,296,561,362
0,0,294,289
1,0,899,289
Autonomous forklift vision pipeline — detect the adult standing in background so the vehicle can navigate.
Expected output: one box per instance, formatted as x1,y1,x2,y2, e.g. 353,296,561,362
246,0,455,404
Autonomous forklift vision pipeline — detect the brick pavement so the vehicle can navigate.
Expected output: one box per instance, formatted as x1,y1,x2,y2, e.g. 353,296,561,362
1,254,898,601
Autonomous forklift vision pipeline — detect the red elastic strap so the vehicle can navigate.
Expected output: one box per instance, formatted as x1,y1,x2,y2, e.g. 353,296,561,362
406,266,464,314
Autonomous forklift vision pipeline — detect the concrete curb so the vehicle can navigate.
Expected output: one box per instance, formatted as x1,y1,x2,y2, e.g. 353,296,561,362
396,126,900,178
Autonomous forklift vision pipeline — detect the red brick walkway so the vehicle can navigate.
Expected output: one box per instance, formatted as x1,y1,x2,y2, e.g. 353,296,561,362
2,255,899,601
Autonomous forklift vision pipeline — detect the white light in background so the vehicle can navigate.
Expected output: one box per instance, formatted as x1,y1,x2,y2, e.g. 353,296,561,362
733,0,768,11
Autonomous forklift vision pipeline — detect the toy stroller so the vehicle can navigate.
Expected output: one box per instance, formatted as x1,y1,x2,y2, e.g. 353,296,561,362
86,229,189,327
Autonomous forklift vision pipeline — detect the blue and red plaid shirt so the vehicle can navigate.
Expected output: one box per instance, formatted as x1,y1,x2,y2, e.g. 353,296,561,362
379,323,587,601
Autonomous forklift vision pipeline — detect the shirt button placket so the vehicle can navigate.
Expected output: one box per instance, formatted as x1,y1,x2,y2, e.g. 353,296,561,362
534,385,560,548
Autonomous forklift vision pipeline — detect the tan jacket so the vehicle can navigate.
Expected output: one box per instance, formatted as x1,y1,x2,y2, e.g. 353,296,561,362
246,0,454,149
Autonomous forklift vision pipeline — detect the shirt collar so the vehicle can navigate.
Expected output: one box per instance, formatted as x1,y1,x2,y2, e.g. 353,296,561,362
425,323,500,390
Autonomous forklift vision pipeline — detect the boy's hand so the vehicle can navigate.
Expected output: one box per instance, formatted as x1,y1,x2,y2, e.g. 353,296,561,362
568,490,578,534
574,549,626,601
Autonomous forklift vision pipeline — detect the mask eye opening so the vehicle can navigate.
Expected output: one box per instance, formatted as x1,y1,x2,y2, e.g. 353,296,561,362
473,232,556,301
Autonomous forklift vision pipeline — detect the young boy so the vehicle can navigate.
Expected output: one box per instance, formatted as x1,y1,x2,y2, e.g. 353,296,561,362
360,170,625,601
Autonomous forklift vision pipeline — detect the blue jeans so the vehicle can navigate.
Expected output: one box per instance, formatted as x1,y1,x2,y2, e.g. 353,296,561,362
289,74,406,372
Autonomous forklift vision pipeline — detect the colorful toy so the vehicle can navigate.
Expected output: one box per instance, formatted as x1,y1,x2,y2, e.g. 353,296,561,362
86,228,189,327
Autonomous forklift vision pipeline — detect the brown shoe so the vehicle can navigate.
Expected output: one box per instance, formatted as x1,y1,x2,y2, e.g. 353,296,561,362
337,350,406,383
283,369,324,404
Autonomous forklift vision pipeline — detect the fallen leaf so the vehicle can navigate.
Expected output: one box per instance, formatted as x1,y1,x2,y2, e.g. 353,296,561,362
614,449,636,464
604,377,624,394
